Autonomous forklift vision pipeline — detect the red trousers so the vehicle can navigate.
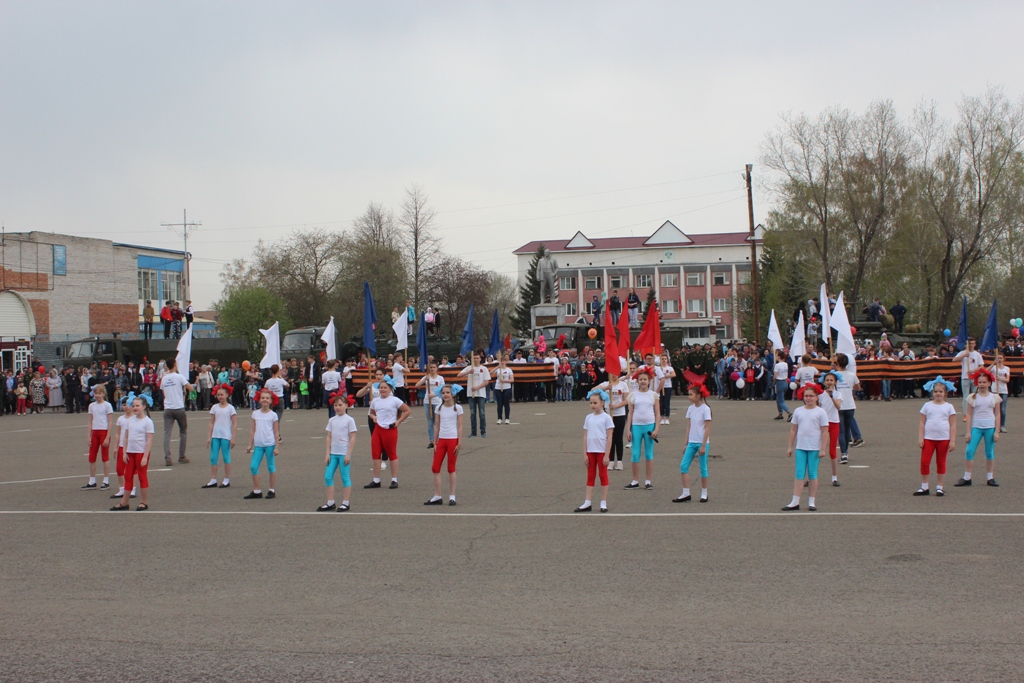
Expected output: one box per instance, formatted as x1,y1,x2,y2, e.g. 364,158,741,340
124,452,149,489
88,429,110,463
586,452,609,487
921,439,949,476
371,425,398,461
827,422,840,460
115,447,126,478
432,438,458,474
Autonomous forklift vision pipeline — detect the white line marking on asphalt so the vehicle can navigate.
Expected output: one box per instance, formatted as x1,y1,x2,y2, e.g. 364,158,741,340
534,413,546,415
849,465,870,468
0,469,173,486
0,424,91,434
0,510,1022,517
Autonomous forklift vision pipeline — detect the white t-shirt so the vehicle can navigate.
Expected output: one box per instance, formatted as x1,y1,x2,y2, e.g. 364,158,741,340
493,367,514,391
125,415,155,453
818,389,842,423
544,356,559,377
327,414,357,455
160,372,189,410
605,381,629,417
116,414,130,448
795,365,818,387
251,409,279,447
425,374,445,407
462,365,491,398
921,401,956,441
391,363,405,388
958,350,984,379
968,393,1001,430
342,366,354,381
371,395,404,427
210,403,237,440
88,400,113,431
627,376,639,394
685,403,712,444
774,362,789,382
993,366,1010,395
584,412,615,452
322,370,342,392
264,377,288,398
836,371,858,411
791,405,828,451
435,403,463,440
629,389,657,426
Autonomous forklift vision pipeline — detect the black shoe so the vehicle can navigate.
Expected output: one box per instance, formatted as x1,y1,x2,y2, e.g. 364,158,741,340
389,480,398,489
624,482,640,490
363,481,381,489
832,480,840,487
699,496,708,503
987,479,999,487
448,499,457,506
243,491,263,499
808,505,817,511
99,482,109,490
218,482,230,488
852,439,864,448
80,482,97,490
178,457,190,464
936,489,944,497
109,493,123,499
424,498,443,505
672,495,691,503
782,504,800,511
644,483,653,490
954,478,972,487
840,455,849,465
265,491,276,499
110,503,130,511
428,442,434,449
600,506,608,513
337,504,350,512
913,488,930,496
773,415,784,420
317,503,336,511
201,482,219,488
574,504,592,512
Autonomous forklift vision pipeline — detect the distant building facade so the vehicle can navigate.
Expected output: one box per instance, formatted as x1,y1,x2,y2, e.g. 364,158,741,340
514,220,763,342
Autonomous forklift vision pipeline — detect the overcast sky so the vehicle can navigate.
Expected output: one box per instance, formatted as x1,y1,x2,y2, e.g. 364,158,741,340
2,1,1022,308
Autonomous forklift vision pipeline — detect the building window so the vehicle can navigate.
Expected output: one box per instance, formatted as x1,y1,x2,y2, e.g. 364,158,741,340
138,269,159,300
716,326,731,340
584,275,602,290
52,245,67,276
737,271,752,285
661,299,679,314
712,271,730,286
560,276,577,290
660,273,679,288
609,275,623,289
686,272,705,287
713,298,731,312
161,270,182,301
634,273,652,289
564,302,577,317
688,326,708,339
687,299,706,316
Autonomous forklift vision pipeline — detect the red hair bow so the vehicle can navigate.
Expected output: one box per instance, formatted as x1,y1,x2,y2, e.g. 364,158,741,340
329,390,346,404
211,383,232,397
258,388,280,407
687,383,710,398
631,368,653,381
795,383,824,400
970,367,996,385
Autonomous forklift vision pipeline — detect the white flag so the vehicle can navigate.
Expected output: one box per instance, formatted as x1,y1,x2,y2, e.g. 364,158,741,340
819,283,831,343
321,317,337,361
829,292,857,356
767,309,785,353
259,322,281,369
175,324,192,376
790,311,807,359
392,311,409,352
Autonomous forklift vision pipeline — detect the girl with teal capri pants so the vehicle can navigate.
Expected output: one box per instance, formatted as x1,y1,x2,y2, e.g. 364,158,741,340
204,384,236,490
244,389,280,500
782,383,829,512
624,369,660,491
319,392,357,512
955,367,1002,488
673,383,712,504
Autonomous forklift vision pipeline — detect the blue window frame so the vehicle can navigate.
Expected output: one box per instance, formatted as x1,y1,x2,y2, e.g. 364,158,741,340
53,245,67,276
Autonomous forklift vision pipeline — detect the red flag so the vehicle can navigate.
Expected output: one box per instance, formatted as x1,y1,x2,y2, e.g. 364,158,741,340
634,304,662,357
604,304,620,376
617,298,631,360
503,333,511,350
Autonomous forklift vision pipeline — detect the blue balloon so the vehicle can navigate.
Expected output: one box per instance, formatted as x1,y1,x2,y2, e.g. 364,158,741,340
943,328,951,337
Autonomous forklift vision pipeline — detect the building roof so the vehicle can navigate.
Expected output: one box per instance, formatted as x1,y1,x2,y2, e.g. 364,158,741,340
113,242,187,257
513,225,758,255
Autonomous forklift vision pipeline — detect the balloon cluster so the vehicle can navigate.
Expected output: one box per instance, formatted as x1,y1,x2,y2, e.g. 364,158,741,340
1011,317,1023,339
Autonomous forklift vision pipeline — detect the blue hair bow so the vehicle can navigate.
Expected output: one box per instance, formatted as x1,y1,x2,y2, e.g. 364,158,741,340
121,391,153,408
823,371,843,383
434,383,463,397
923,375,956,393
587,388,609,402
374,375,397,391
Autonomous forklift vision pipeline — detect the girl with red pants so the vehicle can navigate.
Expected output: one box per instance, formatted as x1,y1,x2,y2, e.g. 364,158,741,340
425,384,463,506
110,395,138,500
576,390,614,513
820,372,844,487
111,397,155,511
363,380,410,490
82,385,114,491
915,376,957,497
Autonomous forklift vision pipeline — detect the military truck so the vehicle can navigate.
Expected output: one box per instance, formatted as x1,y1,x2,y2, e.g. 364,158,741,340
528,322,686,355
281,325,466,364
61,335,248,368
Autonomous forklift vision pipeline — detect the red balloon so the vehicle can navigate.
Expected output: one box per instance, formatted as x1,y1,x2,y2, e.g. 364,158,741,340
849,326,857,335
730,371,741,381
1013,327,1021,338
38,366,45,373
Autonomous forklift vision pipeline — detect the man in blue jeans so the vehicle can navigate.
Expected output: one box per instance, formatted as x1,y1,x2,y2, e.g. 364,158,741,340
459,352,490,438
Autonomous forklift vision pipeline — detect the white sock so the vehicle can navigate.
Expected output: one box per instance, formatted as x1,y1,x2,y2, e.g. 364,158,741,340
682,488,690,497
936,485,943,491
808,496,816,506
391,477,398,483
88,477,96,485
327,499,335,506
430,495,442,502
253,489,262,494
207,479,217,486
920,482,929,490
449,495,456,501
986,472,994,481
222,478,229,484
373,477,380,483
102,477,109,484
600,500,607,508
644,480,651,486
115,488,124,496
268,488,275,493
582,499,592,507
342,499,349,506
630,480,639,486
130,487,136,495
832,475,838,482
789,495,800,506
701,488,708,498
963,472,972,481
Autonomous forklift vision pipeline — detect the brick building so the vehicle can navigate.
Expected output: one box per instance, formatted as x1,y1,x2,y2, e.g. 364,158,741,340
514,220,763,342
0,232,186,370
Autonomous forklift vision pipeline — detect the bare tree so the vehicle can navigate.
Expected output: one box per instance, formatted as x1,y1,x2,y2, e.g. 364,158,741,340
352,201,402,250
488,273,520,335
250,228,347,326
422,255,492,342
400,185,442,312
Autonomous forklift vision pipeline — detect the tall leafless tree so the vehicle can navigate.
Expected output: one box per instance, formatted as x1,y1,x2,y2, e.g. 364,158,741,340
352,201,402,250
400,185,442,313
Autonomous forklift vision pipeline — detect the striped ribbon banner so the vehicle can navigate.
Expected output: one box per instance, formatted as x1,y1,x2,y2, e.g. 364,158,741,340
810,356,1024,381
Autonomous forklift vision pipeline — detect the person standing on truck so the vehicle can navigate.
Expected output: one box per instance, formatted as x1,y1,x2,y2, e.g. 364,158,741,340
143,301,155,340
160,357,193,466
184,301,194,328
160,301,173,339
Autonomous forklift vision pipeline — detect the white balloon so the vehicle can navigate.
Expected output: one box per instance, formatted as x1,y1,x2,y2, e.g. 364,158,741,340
735,378,745,389
789,381,797,391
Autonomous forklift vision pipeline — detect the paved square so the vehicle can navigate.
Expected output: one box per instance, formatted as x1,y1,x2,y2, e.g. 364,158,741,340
1,398,1021,682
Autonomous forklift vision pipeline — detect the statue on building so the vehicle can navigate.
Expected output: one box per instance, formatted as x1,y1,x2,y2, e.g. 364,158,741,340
537,246,559,304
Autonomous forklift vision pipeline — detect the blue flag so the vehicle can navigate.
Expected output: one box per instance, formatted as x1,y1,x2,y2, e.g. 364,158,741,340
460,305,475,357
486,309,501,358
417,312,428,371
955,296,968,351
980,299,998,352
363,282,377,355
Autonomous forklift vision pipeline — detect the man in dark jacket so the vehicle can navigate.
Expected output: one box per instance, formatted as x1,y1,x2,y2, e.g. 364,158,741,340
890,301,907,332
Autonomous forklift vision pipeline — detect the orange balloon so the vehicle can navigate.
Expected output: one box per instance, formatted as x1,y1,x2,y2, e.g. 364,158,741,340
242,360,251,371
587,328,597,339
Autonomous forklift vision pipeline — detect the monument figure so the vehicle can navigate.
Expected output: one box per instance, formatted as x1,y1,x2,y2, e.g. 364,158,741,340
537,246,559,304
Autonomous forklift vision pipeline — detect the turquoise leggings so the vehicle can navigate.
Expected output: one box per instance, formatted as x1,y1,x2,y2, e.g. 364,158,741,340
680,442,709,478
631,424,655,462
250,445,276,475
210,437,231,465
965,427,996,461
324,454,352,487
794,449,821,480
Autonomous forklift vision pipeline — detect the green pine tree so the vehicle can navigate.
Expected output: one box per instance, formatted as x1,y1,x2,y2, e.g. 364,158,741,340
511,245,545,334
645,286,656,314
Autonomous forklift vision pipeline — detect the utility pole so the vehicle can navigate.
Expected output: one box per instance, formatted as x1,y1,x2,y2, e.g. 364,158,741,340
745,165,761,341
161,209,201,302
